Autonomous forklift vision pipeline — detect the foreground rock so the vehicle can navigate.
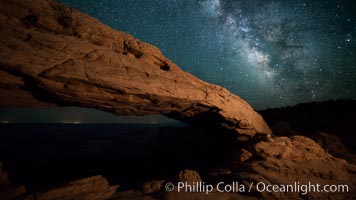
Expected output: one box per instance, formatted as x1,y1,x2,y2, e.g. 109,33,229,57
0,161,27,200
0,172,118,200
113,169,258,200
0,0,270,138
2,153,355,200
0,161,9,186
212,135,356,199
312,132,354,163
259,100,356,151
34,175,118,200
177,169,202,184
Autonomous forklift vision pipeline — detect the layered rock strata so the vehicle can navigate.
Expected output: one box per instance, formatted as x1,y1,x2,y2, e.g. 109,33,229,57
0,0,271,138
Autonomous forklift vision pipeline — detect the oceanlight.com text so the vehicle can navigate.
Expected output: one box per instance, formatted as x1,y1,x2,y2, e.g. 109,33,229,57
164,181,349,195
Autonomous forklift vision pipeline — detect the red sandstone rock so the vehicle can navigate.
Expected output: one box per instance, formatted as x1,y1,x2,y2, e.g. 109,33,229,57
0,0,271,138
217,135,356,199
35,175,119,200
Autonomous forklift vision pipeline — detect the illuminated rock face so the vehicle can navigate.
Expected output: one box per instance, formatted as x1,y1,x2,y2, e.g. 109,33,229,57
214,135,356,199
0,0,271,138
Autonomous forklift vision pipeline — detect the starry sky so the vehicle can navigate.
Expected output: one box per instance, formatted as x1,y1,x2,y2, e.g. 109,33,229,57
58,0,355,109
1,0,356,123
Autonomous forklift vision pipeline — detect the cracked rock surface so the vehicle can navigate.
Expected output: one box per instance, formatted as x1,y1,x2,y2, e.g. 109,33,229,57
0,0,271,138
210,135,356,199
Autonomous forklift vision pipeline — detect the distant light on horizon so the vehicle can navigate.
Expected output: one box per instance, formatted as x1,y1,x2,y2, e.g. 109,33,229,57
61,121,81,124
0,107,184,124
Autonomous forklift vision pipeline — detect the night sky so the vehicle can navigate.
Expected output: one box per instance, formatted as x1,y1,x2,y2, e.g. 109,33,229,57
1,0,356,123
59,0,356,109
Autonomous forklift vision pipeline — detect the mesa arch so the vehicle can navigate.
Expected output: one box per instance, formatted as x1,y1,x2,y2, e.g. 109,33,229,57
0,0,271,139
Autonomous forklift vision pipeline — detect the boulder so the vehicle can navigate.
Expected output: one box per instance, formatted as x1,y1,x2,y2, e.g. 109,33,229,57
177,169,202,184
140,180,165,194
35,175,119,200
215,135,356,199
312,132,354,163
270,121,298,136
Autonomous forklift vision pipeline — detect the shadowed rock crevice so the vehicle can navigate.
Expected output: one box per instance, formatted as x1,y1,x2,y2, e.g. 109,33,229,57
0,0,271,138
159,62,170,71
20,14,39,28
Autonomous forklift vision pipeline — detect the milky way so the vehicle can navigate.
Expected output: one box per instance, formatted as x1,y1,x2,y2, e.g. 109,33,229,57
60,0,356,109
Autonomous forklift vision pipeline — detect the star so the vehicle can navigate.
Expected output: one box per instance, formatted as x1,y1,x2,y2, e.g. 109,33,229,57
56,0,356,110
